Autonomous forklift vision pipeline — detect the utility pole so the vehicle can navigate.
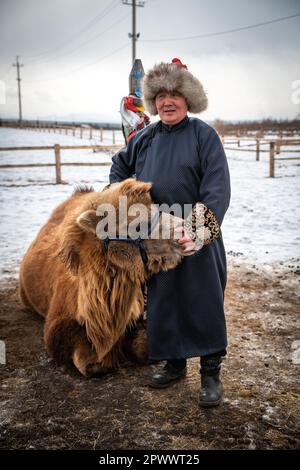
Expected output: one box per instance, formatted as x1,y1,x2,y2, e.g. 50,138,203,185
13,55,24,122
122,0,145,64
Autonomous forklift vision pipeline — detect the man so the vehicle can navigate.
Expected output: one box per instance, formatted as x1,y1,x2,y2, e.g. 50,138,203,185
110,58,231,407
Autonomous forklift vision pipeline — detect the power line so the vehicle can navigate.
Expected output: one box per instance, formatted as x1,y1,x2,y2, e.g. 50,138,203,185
25,0,120,62
140,12,300,42
28,13,130,65
23,42,130,84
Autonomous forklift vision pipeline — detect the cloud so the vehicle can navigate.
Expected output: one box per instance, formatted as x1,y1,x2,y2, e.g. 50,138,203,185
1,0,299,120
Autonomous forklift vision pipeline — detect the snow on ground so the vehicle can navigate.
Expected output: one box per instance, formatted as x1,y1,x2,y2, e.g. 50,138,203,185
0,127,299,284
0,127,124,186
222,140,300,267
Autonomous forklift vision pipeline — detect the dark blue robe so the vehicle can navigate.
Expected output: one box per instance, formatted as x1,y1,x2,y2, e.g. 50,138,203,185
110,116,231,360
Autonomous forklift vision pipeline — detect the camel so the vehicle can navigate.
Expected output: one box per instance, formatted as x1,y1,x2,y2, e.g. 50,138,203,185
19,179,183,376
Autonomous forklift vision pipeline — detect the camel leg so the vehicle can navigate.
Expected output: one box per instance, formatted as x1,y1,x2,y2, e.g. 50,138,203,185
122,319,149,365
44,315,111,377
72,340,111,377
19,283,36,312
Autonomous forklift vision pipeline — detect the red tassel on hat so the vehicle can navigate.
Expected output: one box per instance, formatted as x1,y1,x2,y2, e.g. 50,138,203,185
171,58,188,70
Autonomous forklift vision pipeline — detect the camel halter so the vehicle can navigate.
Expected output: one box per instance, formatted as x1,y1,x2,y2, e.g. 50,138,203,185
103,210,160,266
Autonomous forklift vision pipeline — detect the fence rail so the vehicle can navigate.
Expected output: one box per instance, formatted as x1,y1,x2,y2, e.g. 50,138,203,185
2,122,124,144
0,138,299,182
0,144,122,184
0,145,121,151
222,137,300,177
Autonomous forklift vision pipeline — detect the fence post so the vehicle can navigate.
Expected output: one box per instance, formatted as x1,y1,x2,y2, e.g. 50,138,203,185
112,129,116,144
256,138,260,161
54,144,62,184
80,127,83,139
237,129,240,147
269,141,275,178
100,128,103,141
73,126,75,136
90,127,93,139
276,140,281,155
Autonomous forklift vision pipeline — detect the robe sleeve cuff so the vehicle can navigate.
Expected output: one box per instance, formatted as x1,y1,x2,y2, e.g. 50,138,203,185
184,202,220,249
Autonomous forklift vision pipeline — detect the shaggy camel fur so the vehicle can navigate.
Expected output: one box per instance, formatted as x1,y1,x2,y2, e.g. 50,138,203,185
19,179,183,376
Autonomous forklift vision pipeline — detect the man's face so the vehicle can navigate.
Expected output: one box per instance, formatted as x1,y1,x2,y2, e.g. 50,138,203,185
155,92,188,126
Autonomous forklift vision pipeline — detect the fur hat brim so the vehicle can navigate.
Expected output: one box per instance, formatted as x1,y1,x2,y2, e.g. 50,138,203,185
141,62,208,116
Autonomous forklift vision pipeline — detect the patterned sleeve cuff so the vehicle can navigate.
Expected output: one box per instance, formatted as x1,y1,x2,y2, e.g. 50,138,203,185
184,203,220,249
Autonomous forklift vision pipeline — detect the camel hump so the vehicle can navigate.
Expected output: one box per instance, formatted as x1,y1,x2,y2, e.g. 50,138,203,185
72,185,94,196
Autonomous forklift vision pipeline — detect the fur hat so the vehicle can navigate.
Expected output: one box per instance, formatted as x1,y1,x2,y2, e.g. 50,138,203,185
141,58,208,116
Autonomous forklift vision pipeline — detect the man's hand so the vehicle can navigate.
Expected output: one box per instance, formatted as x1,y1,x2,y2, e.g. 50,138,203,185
171,202,220,257
175,227,199,256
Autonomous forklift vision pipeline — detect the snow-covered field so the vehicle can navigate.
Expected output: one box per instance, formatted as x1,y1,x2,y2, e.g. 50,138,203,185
0,127,299,284
222,138,300,268
0,127,124,186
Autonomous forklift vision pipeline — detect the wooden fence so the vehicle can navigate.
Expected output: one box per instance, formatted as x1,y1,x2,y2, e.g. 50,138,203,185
0,144,122,184
3,122,124,145
268,141,300,177
222,136,300,177
0,137,299,182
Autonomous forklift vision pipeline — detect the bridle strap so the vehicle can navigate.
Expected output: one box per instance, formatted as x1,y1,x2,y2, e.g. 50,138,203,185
103,210,160,266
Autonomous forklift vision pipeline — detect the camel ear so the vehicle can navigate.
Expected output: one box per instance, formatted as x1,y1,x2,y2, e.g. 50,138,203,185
121,179,152,198
76,210,98,234
58,225,82,275
57,213,88,275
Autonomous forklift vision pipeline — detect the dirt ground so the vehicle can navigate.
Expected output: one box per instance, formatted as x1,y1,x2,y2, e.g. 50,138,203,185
0,258,299,450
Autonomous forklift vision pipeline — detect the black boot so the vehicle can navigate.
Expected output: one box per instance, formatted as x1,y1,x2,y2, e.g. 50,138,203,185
199,355,224,407
149,359,187,388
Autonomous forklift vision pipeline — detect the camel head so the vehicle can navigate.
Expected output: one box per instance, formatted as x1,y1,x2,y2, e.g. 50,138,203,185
64,179,184,279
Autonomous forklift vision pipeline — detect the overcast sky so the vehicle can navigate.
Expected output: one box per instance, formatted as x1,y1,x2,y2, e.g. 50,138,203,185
0,0,300,122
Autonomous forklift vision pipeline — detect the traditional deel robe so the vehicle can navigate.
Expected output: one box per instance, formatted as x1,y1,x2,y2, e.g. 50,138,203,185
110,116,231,360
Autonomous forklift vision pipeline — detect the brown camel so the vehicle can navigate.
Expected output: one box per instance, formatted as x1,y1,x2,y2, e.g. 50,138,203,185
19,179,183,376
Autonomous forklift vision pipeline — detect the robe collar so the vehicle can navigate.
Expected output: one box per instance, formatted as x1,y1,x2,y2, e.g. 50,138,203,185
160,115,189,133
